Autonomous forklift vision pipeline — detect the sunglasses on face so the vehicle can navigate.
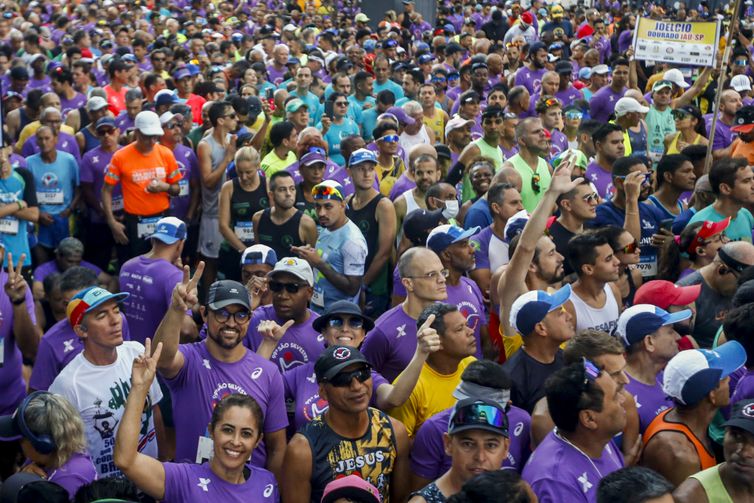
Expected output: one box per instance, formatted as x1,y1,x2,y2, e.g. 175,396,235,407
483,117,503,125
165,121,183,129
671,110,689,120
327,316,364,329
581,192,599,203
620,240,639,254
378,134,400,143
431,76,446,83
334,101,348,106
212,309,250,324
268,281,306,293
97,128,116,137
222,113,237,119
565,111,583,120
327,366,371,387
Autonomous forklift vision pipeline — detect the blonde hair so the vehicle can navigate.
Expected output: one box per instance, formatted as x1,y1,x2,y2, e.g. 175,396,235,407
24,393,87,468
235,146,260,166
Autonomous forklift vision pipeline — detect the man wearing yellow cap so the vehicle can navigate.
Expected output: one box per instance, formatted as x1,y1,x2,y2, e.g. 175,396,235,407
542,5,573,45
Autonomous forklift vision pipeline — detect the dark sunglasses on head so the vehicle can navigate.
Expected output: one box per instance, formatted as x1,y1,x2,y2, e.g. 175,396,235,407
268,281,306,293
327,316,364,329
450,402,508,435
327,366,371,387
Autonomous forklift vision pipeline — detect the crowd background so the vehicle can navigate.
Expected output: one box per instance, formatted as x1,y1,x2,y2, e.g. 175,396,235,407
3,0,754,502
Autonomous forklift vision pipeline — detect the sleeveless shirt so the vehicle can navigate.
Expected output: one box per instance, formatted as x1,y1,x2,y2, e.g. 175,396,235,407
474,137,504,170
346,194,389,295
80,126,100,154
689,464,734,503
256,208,305,260
229,176,269,245
300,408,397,503
199,134,228,218
569,283,620,334
643,408,717,471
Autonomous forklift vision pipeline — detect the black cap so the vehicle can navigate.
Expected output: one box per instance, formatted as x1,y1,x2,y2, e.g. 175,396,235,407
724,399,754,436
312,300,374,333
9,66,29,80
471,61,488,72
482,105,505,119
403,209,446,246
0,472,69,503
528,41,547,55
447,398,509,437
434,143,451,161
555,60,573,74
460,90,481,104
445,42,463,54
246,96,262,119
207,280,250,311
734,106,754,127
315,345,371,383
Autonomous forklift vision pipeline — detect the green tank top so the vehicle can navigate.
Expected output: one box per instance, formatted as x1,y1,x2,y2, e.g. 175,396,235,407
689,465,734,503
509,153,552,213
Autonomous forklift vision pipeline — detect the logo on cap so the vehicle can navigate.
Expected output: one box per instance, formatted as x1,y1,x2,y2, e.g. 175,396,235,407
230,288,238,294
333,347,351,360
284,258,297,265
744,404,754,417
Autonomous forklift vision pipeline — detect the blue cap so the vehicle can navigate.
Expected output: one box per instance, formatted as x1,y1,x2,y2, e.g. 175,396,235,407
95,117,116,131
363,39,377,52
67,286,129,327
348,148,377,167
578,67,592,80
416,42,430,52
443,23,456,33
154,90,181,107
287,56,301,66
173,67,191,81
426,224,480,253
240,245,277,267
383,39,398,48
186,63,201,76
418,53,434,64
148,217,187,244
615,304,692,347
509,284,572,336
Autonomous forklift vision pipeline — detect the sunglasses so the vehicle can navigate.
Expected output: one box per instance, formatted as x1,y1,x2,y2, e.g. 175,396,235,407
431,76,446,83
580,192,599,203
327,366,371,387
620,240,639,254
222,113,237,119
378,134,400,143
565,111,583,120
212,309,250,324
312,184,343,200
97,128,117,137
450,402,508,435
165,121,183,129
334,101,348,106
531,173,541,194
268,281,307,293
327,316,364,329
580,357,601,392
671,110,689,120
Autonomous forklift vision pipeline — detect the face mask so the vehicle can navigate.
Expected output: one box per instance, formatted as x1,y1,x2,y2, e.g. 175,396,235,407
443,199,460,219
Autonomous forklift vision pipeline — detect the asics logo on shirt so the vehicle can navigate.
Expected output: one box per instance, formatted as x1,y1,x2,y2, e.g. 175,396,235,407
306,373,316,383
197,478,211,492
396,324,406,338
264,484,274,497
578,472,593,493
251,367,263,380
203,359,211,369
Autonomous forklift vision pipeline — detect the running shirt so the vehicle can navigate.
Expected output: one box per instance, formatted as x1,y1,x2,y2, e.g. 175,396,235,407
163,462,279,503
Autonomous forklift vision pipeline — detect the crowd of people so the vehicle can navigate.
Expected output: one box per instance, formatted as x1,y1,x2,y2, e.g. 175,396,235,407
3,0,754,502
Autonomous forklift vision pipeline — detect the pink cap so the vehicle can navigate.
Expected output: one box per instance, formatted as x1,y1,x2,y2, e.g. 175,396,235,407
321,475,381,503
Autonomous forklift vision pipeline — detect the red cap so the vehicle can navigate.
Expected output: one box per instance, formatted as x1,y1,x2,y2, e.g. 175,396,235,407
633,280,701,310
687,218,731,254
576,24,594,39
521,11,534,24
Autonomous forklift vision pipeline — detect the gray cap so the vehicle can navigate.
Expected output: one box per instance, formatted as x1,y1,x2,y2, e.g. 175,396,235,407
55,237,84,257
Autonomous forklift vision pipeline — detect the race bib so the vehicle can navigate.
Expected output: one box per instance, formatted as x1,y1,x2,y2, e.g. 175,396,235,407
112,196,124,212
37,190,64,205
636,255,658,277
234,221,254,243
0,217,19,235
311,289,324,307
137,216,159,238
178,179,189,197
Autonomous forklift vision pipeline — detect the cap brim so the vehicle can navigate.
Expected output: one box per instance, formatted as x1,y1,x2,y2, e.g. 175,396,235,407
269,269,313,286
323,359,371,381
733,123,754,133
670,283,701,306
674,80,690,89
662,308,692,326
148,233,181,244
547,284,572,312
448,423,509,437
86,292,130,314
635,105,650,114
723,417,754,436
137,126,165,136
452,226,481,244
208,297,251,311
711,341,747,379
0,414,21,441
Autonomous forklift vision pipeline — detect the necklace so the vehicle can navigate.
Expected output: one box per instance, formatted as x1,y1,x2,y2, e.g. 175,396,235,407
553,428,604,479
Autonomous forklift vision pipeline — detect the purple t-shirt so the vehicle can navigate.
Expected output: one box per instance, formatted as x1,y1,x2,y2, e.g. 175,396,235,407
33,259,102,285
731,369,754,404
243,305,323,374
283,361,388,431
388,173,416,202
514,66,547,95
705,113,734,151
119,256,183,345
555,86,584,109
624,372,671,433
163,461,279,503
586,161,614,199
60,92,87,118
28,76,52,93
361,304,418,383
549,129,569,159
0,272,36,414
589,86,626,123
165,342,288,465
411,405,532,478
266,65,287,87
46,452,97,500
169,143,199,220
29,315,131,391
445,278,486,360
21,131,82,162
79,146,123,223
114,112,135,133
522,430,624,503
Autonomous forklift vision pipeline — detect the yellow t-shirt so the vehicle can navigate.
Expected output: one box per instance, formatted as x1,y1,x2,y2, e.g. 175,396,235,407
260,149,297,177
389,356,475,437
423,109,447,144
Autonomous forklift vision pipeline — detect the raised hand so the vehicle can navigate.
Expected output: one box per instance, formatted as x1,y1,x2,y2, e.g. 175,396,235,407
4,252,28,304
623,170,645,202
171,262,205,312
416,314,442,356
132,337,163,388
257,319,295,345
548,151,584,195
246,275,268,312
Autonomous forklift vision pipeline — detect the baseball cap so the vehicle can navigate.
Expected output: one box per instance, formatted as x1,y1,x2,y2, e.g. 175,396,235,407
520,11,534,24
418,53,434,65
591,64,609,75
148,216,186,244
551,4,565,16
528,41,547,55
448,398,509,437
173,67,192,81
385,106,415,126
403,209,446,246
207,280,251,311
426,224,480,253
349,148,378,167
652,79,674,93
154,89,181,107
614,304,692,347
503,209,529,243
555,60,572,74
434,144,451,161
312,180,345,201
322,475,380,503
578,67,592,80
664,68,690,89
684,218,732,255
240,245,277,267
66,286,130,327
724,399,754,436
355,13,370,23
663,341,747,406
285,99,308,115
9,66,29,80
732,106,754,133
509,284,572,336
732,74,753,92
134,111,164,136
86,96,108,112
482,106,505,119
55,236,84,256
300,149,327,167
0,472,69,503
315,345,371,383
633,280,701,310
614,97,649,117
550,148,588,170
269,257,314,286
312,300,375,333
95,116,117,132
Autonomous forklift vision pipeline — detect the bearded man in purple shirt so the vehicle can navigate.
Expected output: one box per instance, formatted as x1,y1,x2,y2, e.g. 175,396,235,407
589,59,630,123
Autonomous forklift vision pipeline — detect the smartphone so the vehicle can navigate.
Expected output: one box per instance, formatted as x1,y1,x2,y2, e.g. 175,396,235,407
324,100,334,120
265,88,275,112
660,218,674,231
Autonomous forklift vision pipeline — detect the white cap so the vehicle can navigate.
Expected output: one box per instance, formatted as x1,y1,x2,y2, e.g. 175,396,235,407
159,111,176,125
663,68,690,89
86,96,108,112
591,64,609,75
134,111,164,136
240,244,277,267
614,97,649,117
445,115,475,136
269,257,314,287
731,74,752,92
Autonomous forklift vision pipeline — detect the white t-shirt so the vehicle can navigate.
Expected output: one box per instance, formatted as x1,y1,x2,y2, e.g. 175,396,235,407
49,341,163,478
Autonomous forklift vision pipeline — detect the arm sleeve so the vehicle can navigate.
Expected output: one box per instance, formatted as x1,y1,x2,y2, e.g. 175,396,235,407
16,168,38,206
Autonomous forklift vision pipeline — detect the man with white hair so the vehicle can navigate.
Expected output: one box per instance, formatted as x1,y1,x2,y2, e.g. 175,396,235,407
267,44,290,86
399,101,434,153
20,106,82,161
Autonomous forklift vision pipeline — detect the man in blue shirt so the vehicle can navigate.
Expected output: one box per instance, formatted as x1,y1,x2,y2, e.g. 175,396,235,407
0,141,38,269
288,66,320,125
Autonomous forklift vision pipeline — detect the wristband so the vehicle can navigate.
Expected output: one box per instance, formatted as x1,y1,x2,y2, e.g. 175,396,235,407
16,200,22,210
12,297,25,306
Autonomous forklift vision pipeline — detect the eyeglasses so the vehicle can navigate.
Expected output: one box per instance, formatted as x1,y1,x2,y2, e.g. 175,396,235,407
327,366,371,387
334,101,348,106
377,134,399,143
620,240,639,254
531,173,541,194
671,110,689,120
268,281,307,294
565,111,583,120
406,269,449,281
448,74,460,81
483,117,503,125
431,76,446,83
581,192,599,203
165,121,183,129
327,316,364,329
222,113,237,119
450,402,508,436
212,309,250,324
702,233,730,246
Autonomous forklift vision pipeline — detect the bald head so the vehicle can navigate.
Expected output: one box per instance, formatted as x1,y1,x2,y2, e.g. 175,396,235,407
409,143,438,167
398,246,441,278
492,166,523,193
722,241,754,266
695,175,711,192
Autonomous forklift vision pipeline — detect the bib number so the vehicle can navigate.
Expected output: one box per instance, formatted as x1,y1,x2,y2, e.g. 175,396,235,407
636,255,658,277
0,217,19,235
112,196,124,212
311,289,324,307
178,179,189,197
234,221,254,243
37,190,64,205
137,216,159,239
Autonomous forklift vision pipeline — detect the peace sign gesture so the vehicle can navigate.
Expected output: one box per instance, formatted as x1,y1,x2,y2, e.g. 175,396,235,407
4,252,28,304
171,261,205,312
131,337,163,389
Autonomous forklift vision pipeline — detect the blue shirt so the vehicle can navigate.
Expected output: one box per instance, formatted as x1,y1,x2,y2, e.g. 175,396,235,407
317,117,360,165
289,89,321,126
688,205,754,243
360,108,380,141
464,198,492,230
373,79,404,101
26,151,79,216
0,171,32,266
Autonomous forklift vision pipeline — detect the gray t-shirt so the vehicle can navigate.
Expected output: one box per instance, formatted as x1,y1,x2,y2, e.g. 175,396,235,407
676,271,730,348
198,133,228,218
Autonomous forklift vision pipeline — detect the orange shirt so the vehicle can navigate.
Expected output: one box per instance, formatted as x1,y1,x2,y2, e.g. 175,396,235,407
105,143,182,216
104,84,128,116
731,138,754,165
